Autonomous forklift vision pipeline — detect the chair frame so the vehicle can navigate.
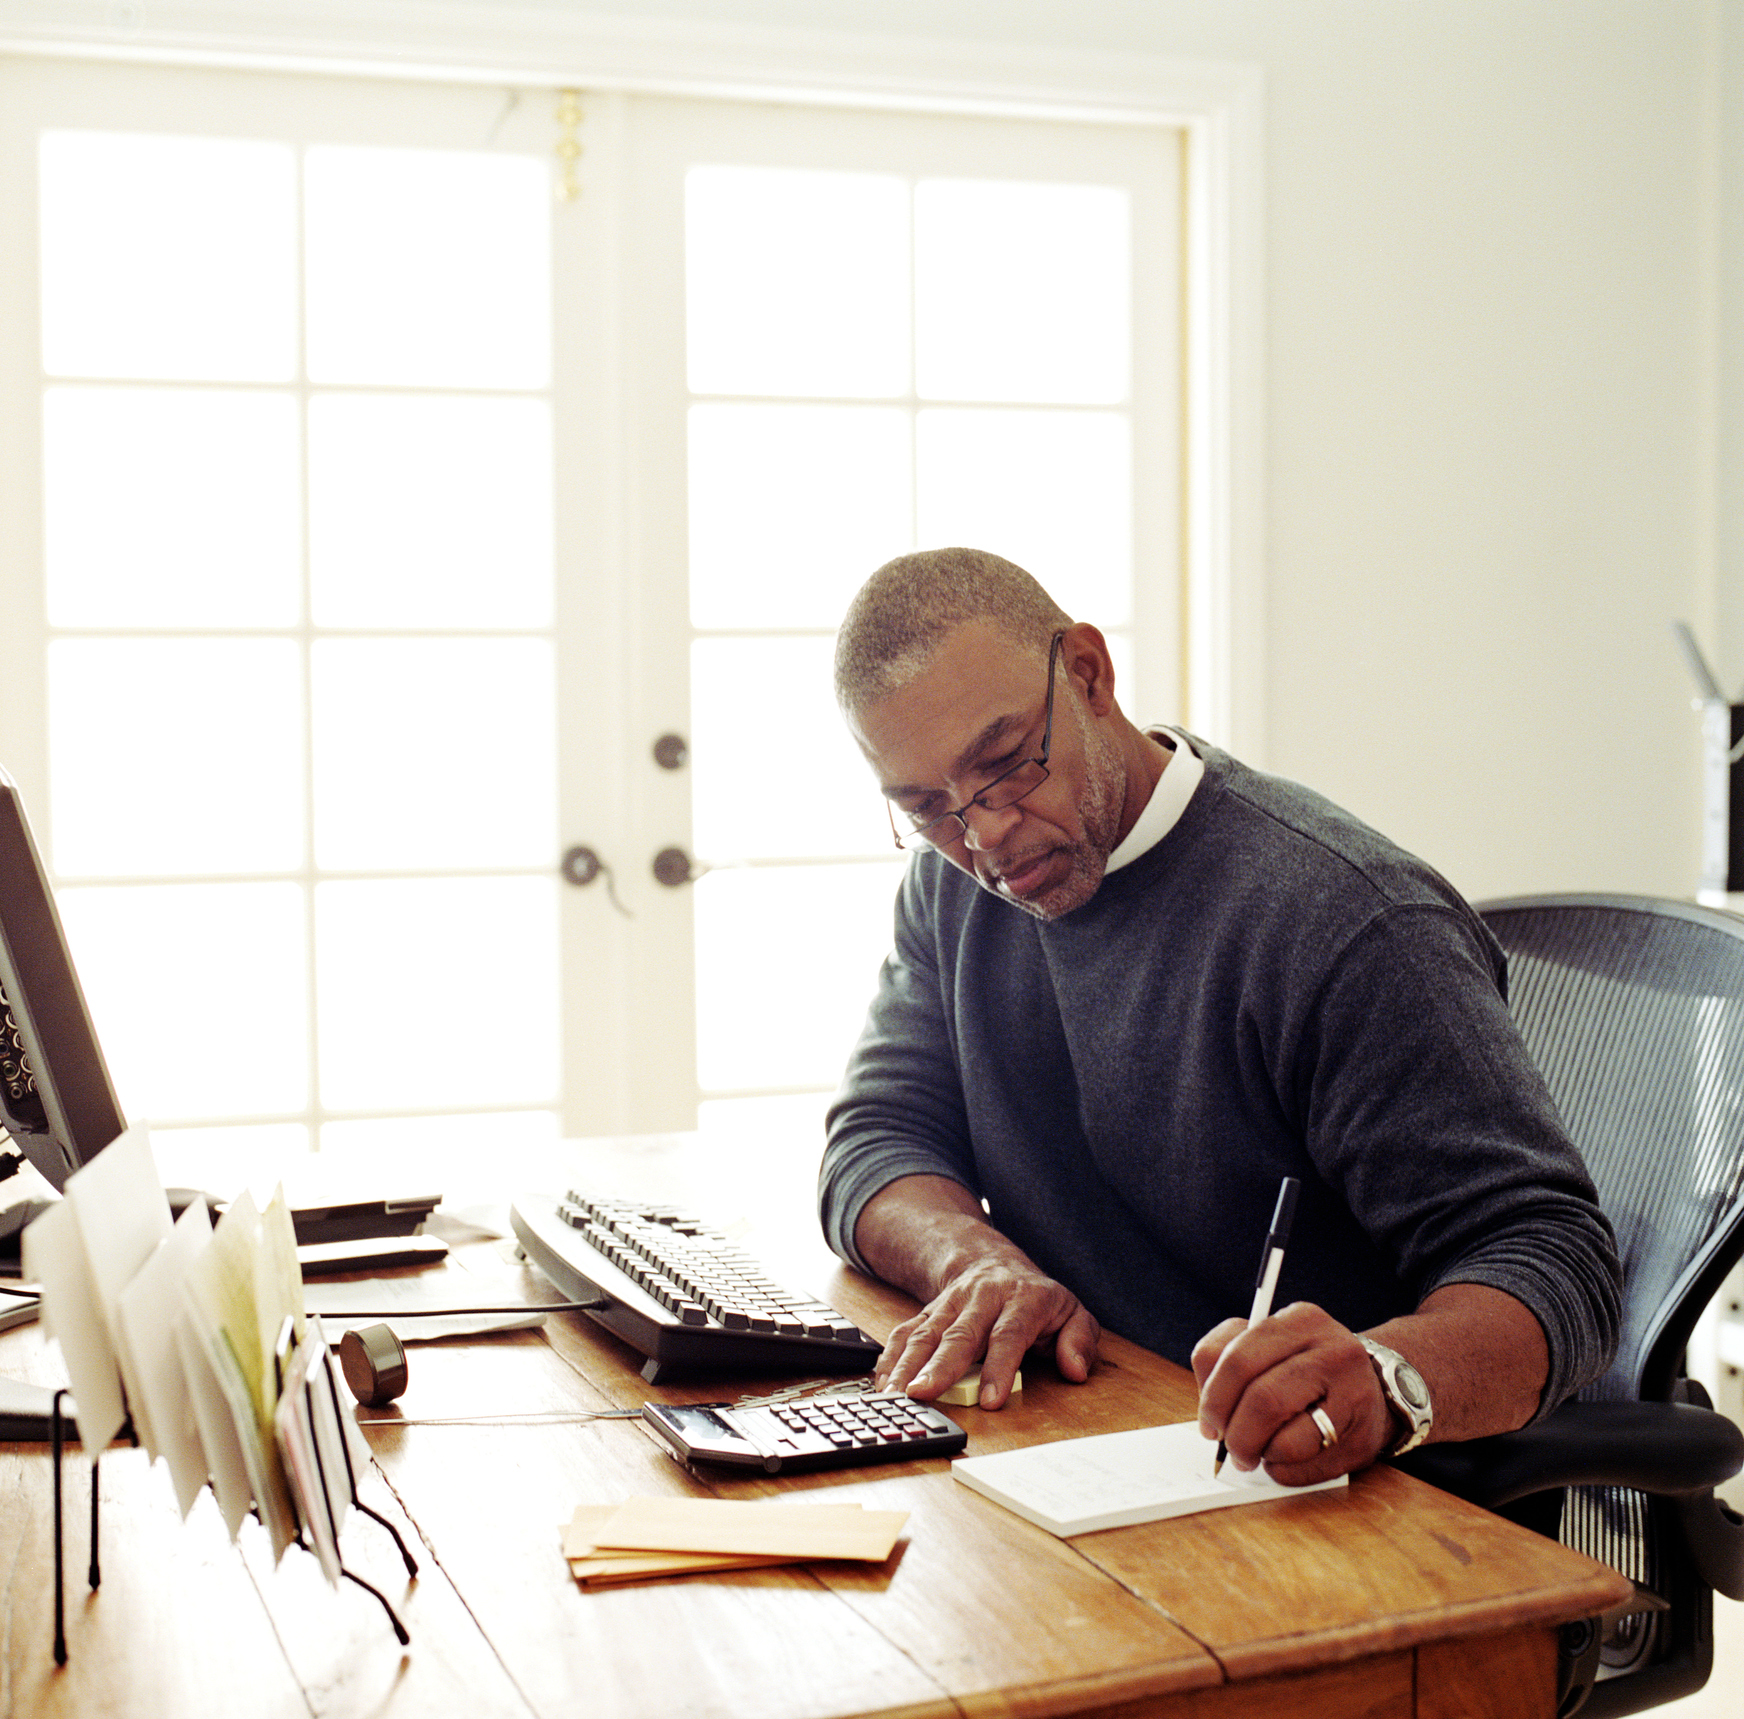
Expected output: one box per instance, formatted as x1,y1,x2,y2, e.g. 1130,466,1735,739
1402,894,1744,1718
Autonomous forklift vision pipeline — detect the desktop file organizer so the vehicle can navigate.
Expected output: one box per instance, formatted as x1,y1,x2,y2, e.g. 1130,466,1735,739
41,1314,418,1666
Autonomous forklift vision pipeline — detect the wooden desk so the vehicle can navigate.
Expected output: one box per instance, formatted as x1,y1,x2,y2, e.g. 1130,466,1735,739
0,1135,1631,1719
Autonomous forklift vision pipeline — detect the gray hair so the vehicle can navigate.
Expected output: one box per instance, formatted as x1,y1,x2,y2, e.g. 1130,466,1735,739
834,548,1073,712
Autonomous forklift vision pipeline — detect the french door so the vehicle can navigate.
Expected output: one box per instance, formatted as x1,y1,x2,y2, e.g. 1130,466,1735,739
0,55,1180,1172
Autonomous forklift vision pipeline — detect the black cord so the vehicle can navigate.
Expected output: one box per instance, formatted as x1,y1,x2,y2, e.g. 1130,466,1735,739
312,1297,608,1319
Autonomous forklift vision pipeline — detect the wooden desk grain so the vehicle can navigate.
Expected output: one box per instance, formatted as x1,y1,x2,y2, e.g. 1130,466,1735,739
0,1139,1633,1719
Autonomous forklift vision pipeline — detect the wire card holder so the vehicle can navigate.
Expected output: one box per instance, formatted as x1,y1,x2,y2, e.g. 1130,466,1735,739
46,1315,417,1663
24,1125,417,1665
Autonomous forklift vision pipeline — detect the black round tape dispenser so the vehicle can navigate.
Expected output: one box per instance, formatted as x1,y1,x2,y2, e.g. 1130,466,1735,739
339,1323,409,1408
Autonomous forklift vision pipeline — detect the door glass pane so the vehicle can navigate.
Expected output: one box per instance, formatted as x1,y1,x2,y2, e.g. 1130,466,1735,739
303,145,551,389
685,165,910,398
690,637,889,863
44,386,301,629
48,638,304,878
687,404,912,630
914,180,1130,404
916,408,1133,624
693,864,900,1093
308,393,554,630
57,882,309,1120
314,877,558,1111
39,131,297,382
310,638,556,872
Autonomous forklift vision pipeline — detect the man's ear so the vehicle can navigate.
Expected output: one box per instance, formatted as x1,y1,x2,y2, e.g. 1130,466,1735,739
1060,622,1118,717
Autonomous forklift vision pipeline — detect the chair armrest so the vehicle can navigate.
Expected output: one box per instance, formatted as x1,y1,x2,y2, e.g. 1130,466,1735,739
1397,1401,1744,1510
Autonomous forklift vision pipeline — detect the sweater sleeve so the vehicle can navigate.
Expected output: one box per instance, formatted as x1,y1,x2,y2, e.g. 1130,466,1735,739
818,859,978,1272
1298,904,1623,1417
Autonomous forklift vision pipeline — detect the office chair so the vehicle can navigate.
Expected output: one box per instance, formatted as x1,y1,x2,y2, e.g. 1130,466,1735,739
1402,894,1744,1717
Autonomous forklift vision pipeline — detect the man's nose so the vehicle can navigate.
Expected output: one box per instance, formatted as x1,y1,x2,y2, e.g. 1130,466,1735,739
960,798,1023,850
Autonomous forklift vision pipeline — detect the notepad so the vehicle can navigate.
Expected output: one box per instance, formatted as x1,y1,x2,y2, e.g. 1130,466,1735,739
952,1419,1347,1537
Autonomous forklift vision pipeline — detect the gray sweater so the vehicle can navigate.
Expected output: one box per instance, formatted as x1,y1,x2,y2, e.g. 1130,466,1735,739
820,742,1622,1415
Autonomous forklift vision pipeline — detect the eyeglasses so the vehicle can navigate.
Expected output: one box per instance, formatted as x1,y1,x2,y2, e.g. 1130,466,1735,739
887,631,1065,851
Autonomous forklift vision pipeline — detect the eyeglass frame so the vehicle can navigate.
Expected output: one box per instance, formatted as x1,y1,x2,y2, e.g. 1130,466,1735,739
886,629,1067,852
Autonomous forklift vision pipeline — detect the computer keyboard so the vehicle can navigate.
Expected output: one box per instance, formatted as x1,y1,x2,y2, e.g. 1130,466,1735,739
509,1190,882,1384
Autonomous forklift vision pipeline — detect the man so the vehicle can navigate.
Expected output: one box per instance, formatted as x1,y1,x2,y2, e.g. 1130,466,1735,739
819,547,1621,1485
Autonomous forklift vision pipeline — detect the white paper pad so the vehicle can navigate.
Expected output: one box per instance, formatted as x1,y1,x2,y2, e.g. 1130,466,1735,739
953,1419,1347,1537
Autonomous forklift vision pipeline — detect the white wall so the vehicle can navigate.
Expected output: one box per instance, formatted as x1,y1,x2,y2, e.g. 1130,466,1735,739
517,0,1716,903
0,0,1724,902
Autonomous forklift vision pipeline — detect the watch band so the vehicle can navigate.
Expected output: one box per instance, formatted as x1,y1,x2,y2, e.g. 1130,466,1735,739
1357,1335,1434,1456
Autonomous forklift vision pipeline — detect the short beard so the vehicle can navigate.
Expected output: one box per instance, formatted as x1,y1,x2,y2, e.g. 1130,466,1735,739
1001,701,1127,922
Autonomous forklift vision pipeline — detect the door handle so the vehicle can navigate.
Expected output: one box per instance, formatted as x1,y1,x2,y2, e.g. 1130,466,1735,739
652,847,697,887
561,845,632,916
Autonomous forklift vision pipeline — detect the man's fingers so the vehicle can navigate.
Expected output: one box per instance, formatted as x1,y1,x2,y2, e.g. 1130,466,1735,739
1191,1302,1391,1481
1054,1306,1102,1383
872,1255,1092,1408
906,1324,984,1399
1196,1304,1324,1437
1191,1317,1248,1404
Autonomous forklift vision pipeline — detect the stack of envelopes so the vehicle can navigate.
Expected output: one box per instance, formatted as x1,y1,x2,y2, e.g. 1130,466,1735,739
563,1496,908,1587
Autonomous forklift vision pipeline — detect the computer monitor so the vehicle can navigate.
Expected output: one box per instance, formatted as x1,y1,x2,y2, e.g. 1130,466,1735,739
0,764,128,1433
1,763,125,1212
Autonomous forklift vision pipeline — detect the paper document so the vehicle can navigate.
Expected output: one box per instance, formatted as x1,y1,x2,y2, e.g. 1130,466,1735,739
952,1419,1348,1537
66,1125,172,1451
115,1198,214,1514
587,1496,908,1562
22,1198,127,1451
563,1505,794,1587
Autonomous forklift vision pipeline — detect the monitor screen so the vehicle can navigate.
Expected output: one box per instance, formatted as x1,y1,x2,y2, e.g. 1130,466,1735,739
0,764,125,1192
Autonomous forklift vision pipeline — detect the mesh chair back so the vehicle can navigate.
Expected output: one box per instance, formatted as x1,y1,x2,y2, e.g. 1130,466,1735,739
1481,895,1744,1405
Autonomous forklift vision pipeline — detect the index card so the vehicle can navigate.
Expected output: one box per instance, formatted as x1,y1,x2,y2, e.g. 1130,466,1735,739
64,1123,172,1440
254,1186,304,1379
588,1497,907,1562
115,1197,214,1515
174,1300,252,1539
21,1197,127,1450
274,1328,341,1584
184,1190,266,1416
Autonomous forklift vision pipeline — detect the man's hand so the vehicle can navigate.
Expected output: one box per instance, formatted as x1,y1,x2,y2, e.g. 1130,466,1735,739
1191,1283,1553,1485
875,1249,1100,1408
853,1174,1100,1409
1192,1303,1395,1485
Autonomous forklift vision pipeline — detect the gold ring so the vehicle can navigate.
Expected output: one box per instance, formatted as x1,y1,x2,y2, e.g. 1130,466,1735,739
1309,1404,1338,1450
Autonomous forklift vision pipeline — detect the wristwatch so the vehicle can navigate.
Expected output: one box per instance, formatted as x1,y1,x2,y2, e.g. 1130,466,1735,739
1358,1335,1434,1456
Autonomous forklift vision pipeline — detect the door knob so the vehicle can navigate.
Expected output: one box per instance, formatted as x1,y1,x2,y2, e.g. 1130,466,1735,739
561,845,632,916
561,845,603,887
652,847,695,887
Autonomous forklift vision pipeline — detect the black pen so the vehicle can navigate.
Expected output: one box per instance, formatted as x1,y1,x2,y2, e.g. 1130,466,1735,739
1213,1175,1301,1476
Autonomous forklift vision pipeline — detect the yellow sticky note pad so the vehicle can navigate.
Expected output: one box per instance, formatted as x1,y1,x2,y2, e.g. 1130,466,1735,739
586,1496,908,1563
936,1368,1021,1407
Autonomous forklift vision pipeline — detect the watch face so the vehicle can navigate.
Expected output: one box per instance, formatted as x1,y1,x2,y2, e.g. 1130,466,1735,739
1395,1364,1430,1412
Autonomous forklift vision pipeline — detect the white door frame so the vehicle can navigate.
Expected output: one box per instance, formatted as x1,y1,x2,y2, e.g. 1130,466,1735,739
0,4,1265,761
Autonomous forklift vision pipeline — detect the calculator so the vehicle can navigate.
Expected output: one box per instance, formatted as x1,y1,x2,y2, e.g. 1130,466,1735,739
641,1391,967,1473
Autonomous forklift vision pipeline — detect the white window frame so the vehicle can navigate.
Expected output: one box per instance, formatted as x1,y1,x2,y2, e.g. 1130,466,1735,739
0,3,1266,763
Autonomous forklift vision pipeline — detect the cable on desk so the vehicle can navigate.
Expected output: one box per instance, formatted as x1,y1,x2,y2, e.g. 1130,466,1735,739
313,1298,607,1319
361,1409,644,1426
